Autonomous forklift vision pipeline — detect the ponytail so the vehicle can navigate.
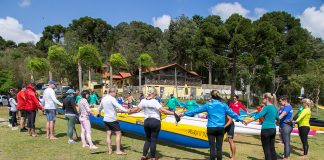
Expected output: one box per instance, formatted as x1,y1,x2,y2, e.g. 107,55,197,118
262,92,277,106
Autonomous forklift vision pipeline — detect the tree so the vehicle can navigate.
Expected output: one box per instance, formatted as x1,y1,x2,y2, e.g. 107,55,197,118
109,53,128,86
36,25,66,52
27,57,49,83
47,45,68,81
137,53,155,88
75,44,102,91
0,69,15,93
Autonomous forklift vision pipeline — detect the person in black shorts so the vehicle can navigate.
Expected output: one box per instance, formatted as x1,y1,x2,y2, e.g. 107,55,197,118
225,115,236,160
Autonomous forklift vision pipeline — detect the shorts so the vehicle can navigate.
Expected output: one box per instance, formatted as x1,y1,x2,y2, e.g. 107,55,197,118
225,122,235,139
19,110,27,118
104,121,121,131
45,109,56,121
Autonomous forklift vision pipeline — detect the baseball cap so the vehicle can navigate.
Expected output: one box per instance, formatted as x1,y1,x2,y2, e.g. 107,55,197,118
66,89,76,94
48,80,57,85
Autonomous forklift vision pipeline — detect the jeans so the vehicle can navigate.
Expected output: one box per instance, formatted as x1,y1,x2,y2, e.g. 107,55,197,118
280,124,293,158
66,115,76,139
299,126,310,155
143,118,161,158
207,127,225,160
261,128,277,160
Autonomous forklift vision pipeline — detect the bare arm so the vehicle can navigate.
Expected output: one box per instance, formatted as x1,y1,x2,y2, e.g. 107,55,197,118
159,107,175,115
224,115,232,128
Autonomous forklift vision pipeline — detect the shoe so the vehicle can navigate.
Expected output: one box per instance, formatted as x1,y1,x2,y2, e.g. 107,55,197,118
20,128,28,132
8,124,12,128
89,145,98,149
68,140,77,144
82,144,89,148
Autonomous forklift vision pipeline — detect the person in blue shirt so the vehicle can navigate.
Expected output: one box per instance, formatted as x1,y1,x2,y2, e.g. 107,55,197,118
179,90,246,160
247,93,279,160
278,96,293,160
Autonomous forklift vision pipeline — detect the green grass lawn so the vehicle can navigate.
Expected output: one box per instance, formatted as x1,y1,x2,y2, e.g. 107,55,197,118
0,107,323,160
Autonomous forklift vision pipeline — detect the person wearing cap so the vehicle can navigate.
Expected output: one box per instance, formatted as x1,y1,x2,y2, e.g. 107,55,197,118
63,89,78,144
17,84,28,132
43,80,63,140
129,87,177,160
98,88,129,155
179,90,245,160
164,94,180,111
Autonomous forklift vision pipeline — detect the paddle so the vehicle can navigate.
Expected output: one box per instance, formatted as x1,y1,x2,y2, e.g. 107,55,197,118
174,111,181,126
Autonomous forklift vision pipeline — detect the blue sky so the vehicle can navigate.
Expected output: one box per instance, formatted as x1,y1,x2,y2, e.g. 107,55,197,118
0,0,324,43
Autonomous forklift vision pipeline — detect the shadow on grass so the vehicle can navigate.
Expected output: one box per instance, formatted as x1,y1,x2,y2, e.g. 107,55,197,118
55,132,66,138
247,156,263,160
35,127,46,135
234,140,262,146
290,144,303,156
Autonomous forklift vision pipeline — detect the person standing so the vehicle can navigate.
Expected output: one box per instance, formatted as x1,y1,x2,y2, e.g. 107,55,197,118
62,89,78,144
185,95,199,111
98,88,129,155
17,84,28,132
9,93,18,130
129,87,177,160
229,95,249,116
88,90,99,107
126,92,135,108
43,80,63,140
278,96,293,160
247,93,279,160
25,83,44,137
75,89,82,104
295,98,312,158
164,94,180,111
78,90,97,149
179,90,245,160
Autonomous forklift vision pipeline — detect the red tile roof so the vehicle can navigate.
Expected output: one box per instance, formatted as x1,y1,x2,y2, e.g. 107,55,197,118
143,63,201,77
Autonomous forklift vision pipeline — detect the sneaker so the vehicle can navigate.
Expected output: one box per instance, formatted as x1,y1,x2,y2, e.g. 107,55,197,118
89,145,98,149
68,140,77,144
8,124,12,128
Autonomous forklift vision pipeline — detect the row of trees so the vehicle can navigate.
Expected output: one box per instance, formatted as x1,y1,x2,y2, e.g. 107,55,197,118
0,12,323,105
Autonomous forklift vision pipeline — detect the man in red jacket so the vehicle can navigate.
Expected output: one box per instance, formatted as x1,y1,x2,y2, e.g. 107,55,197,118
25,83,43,137
17,84,28,132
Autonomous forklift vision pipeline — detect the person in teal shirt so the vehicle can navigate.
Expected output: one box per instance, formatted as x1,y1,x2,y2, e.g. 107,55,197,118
185,95,199,111
164,94,179,111
74,89,82,104
88,91,99,107
247,93,279,160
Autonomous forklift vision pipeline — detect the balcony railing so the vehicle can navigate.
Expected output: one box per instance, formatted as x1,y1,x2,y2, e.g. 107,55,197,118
144,79,201,86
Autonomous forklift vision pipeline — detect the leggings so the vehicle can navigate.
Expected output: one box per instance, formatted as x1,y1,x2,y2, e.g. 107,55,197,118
80,118,94,146
207,127,225,160
143,118,161,158
261,128,277,160
66,115,76,139
26,110,36,129
299,126,310,155
9,111,18,127
280,124,292,158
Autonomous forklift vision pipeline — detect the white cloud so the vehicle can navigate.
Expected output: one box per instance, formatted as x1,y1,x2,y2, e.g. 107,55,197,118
152,15,171,31
210,2,250,20
299,4,324,39
18,0,31,8
254,8,267,18
0,16,41,44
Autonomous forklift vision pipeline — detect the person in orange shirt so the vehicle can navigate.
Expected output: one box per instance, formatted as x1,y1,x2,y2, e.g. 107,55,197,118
250,104,265,124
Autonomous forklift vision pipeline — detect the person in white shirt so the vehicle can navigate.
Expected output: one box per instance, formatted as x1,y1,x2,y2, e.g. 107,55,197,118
43,80,63,140
130,87,177,160
98,88,129,155
9,93,18,130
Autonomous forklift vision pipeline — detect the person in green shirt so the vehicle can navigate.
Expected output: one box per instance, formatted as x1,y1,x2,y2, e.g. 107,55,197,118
74,89,82,104
88,91,99,107
164,94,180,111
185,95,199,111
247,93,279,160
